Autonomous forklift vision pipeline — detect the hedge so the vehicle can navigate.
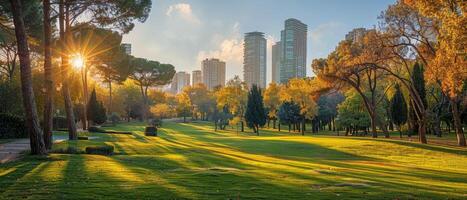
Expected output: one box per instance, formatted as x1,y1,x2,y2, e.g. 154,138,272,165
85,145,114,155
0,113,27,139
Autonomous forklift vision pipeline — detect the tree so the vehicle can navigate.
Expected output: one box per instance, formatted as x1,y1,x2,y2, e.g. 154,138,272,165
176,92,191,122
264,82,281,129
42,0,53,149
409,63,427,135
128,57,175,120
183,83,213,120
245,85,266,135
150,103,172,120
336,91,371,136
403,0,466,146
215,76,248,131
87,89,106,125
8,0,46,154
278,101,301,132
390,84,408,137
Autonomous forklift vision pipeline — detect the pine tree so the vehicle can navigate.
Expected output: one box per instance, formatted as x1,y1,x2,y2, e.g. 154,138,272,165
87,89,107,125
409,62,426,135
390,84,408,138
245,85,266,135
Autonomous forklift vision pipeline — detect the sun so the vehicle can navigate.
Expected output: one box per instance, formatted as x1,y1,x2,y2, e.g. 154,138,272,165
71,54,85,70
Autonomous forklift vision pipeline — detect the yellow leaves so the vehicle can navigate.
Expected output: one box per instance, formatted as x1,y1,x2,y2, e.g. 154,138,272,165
280,78,319,119
150,103,172,119
215,83,247,115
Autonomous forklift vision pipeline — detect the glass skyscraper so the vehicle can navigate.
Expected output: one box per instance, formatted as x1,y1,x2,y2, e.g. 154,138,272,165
243,32,267,88
279,18,307,83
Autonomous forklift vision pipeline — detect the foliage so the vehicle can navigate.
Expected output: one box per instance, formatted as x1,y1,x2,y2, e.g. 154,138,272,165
390,84,408,128
336,91,371,130
263,82,281,120
87,89,107,125
0,113,27,139
150,103,172,119
278,101,301,127
85,145,114,156
244,85,267,134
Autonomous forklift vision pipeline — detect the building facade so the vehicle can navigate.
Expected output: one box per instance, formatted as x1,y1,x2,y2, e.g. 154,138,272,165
192,70,202,85
170,71,190,94
243,32,267,88
345,28,367,43
279,18,307,84
121,43,131,55
271,41,282,83
201,58,226,90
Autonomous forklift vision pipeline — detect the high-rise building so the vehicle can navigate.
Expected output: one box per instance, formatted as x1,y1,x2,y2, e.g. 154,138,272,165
271,41,282,83
279,18,307,83
202,58,226,90
121,43,131,55
192,70,202,85
243,32,267,88
345,28,367,43
171,71,190,94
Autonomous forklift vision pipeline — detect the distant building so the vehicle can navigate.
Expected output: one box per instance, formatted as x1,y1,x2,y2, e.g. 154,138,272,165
171,71,190,94
243,31,267,88
192,70,202,85
202,58,226,90
279,18,307,83
121,43,131,55
345,28,367,43
271,41,282,83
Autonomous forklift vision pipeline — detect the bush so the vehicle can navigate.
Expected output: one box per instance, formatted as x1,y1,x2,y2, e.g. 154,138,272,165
85,145,114,155
109,113,121,125
78,136,88,140
88,126,106,133
53,116,68,130
0,113,27,139
51,146,83,154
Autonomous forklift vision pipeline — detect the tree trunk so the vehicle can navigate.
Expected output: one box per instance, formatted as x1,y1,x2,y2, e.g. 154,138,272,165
370,113,377,138
418,112,427,144
42,0,54,150
256,125,259,136
301,118,305,136
82,66,88,130
241,120,244,132
273,119,276,129
278,122,280,131
59,0,77,140
451,99,466,146
108,80,112,114
10,0,47,155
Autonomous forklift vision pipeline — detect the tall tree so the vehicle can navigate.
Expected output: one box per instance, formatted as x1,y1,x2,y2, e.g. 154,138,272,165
215,76,248,131
9,0,46,154
42,0,54,149
244,85,266,135
390,84,408,138
128,57,175,120
409,63,427,135
263,82,281,129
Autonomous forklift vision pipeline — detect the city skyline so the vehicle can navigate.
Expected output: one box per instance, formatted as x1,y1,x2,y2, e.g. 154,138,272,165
122,0,395,84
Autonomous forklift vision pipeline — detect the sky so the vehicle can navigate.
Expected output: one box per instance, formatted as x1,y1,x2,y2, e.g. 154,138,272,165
122,0,395,83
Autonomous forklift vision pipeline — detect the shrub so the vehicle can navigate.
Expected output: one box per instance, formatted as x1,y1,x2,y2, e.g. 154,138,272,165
0,113,27,139
85,145,114,155
88,126,106,133
53,116,68,130
78,136,88,140
51,146,83,154
109,113,121,125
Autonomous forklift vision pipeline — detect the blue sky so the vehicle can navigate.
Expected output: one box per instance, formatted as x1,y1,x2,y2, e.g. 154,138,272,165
122,0,395,83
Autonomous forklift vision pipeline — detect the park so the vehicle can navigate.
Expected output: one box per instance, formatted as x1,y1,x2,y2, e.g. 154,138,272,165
1,121,467,199
0,0,466,199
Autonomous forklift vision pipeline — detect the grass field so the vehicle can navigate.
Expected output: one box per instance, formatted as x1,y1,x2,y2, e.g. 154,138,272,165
0,122,466,199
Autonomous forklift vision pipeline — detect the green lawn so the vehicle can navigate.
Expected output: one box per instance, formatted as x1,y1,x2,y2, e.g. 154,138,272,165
1,122,466,199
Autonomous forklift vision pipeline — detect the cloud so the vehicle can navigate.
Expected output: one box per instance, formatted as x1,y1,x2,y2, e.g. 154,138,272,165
166,3,201,24
196,22,244,81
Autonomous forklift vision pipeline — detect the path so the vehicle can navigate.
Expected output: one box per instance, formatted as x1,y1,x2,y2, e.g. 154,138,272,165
0,135,69,164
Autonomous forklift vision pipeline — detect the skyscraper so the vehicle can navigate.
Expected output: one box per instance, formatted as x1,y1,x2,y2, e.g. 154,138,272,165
345,28,367,43
170,71,190,94
121,43,131,55
202,58,226,90
243,32,267,88
192,70,202,85
271,41,282,83
279,18,307,83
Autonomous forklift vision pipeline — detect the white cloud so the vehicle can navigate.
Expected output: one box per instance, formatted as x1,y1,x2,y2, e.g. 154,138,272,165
196,22,243,81
166,3,201,25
